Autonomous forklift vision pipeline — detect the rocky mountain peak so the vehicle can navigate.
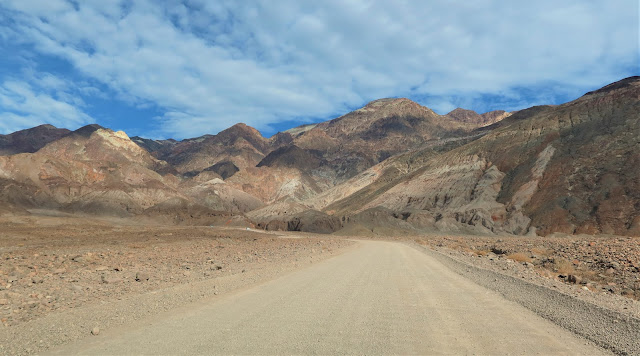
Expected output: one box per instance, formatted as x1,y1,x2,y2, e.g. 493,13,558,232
354,97,425,114
37,126,161,169
447,108,479,120
220,122,262,137
35,124,57,130
0,124,71,155
215,123,268,149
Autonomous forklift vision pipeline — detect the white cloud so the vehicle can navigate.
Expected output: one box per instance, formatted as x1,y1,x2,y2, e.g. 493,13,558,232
0,0,637,138
0,75,93,133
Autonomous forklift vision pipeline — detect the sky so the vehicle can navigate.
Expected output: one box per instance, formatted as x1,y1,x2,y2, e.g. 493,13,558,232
0,1,638,139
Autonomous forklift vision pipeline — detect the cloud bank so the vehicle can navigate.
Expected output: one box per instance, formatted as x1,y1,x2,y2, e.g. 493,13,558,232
0,0,637,138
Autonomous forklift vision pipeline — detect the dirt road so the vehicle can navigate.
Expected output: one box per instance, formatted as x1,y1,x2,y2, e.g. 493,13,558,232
49,240,608,355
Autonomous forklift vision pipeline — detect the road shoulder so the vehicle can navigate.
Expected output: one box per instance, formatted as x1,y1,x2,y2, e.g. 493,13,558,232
409,242,640,355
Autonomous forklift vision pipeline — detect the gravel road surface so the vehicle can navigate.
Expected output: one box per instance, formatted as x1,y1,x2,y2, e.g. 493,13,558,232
49,240,608,355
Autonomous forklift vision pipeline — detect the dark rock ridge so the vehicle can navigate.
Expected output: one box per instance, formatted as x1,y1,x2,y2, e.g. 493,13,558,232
204,161,239,180
0,124,70,155
256,209,342,234
257,145,326,172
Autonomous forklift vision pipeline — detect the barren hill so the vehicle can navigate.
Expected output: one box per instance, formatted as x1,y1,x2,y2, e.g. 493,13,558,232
317,77,640,236
151,123,270,175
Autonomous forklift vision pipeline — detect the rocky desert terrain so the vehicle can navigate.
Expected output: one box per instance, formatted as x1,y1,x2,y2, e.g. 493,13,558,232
0,77,638,354
0,214,352,355
2,216,639,355
413,234,640,302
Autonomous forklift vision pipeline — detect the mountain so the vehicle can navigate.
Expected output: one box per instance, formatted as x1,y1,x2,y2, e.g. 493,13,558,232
0,126,261,221
0,77,637,236
130,97,480,208
308,76,640,236
0,124,70,155
130,136,178,158
283,98,480,182
150,123,270,175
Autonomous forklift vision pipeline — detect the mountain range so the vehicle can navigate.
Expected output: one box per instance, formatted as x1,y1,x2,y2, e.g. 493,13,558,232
0,76,638,236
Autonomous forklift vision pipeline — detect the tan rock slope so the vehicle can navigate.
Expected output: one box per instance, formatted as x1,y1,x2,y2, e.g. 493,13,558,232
0,126,259,221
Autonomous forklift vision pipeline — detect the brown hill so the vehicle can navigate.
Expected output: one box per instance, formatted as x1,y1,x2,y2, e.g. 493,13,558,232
153,123,269,174
0,124,70,155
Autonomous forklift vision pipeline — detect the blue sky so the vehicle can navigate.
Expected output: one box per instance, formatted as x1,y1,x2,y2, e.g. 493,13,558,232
0,1,638,139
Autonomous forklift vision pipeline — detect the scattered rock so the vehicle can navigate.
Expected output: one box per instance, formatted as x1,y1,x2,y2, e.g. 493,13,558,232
135,272,149,282
91,327,100,335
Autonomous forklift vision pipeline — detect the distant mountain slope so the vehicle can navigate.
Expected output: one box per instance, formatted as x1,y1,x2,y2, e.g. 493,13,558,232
285,97,479,182
318,77,640,236
0,124,70,155
129,97,482,206
0,126,263,220
150,123,270,174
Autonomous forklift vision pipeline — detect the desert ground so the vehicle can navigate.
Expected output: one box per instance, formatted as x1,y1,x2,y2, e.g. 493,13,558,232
1,214,639,355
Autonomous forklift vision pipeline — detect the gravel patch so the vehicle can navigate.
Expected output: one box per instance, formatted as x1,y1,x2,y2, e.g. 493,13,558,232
411,243,640,355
